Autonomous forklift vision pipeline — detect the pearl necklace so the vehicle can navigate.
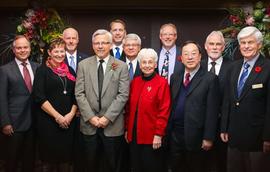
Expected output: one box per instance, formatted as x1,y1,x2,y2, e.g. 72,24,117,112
58,75,67,95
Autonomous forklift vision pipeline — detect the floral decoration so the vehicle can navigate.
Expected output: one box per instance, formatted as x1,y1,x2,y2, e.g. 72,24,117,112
221,1,270,59
16,7,66,63
254,66,262,73
110,62,119,71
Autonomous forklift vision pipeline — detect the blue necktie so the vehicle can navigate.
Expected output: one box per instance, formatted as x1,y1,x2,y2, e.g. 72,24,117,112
70,55,76,72
161,51,169,79
129,62,134,81
115,47,121,59
237,62,250,97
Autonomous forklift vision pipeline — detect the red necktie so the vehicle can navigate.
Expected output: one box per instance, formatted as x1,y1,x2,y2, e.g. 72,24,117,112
183,73,190,87
21,62,32,92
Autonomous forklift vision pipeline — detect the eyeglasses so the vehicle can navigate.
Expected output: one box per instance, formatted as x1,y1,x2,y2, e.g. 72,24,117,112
124,44,140,48
161,33,176,37
92,42,111,46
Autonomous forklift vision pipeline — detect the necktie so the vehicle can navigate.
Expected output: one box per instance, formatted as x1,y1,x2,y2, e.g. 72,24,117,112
183,73,190,87
210,61,216,75
21,62,32,92
161,51,169,79
237,62,250,97
115,47,121,59
70,55,76,72
129,62,134,81
98,59,104,111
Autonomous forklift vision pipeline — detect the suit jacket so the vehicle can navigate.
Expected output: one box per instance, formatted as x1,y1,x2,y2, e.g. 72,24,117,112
0,60,39,131
221,54,270,151
120,56,142,78
169,65,220,151
110,49,126,61
75,55,130,137
201,57,232,105
64,51,88,76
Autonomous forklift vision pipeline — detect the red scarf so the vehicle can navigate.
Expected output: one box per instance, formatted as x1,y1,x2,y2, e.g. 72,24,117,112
46,58,76,82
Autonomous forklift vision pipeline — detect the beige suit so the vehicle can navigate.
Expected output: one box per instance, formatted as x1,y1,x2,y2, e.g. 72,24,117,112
75,55,129,136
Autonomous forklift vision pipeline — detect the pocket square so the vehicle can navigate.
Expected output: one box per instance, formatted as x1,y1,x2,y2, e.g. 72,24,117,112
252,83,263,89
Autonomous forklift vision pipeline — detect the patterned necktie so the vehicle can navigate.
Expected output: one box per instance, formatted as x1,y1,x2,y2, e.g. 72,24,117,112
115,47,121,59
210,61,216,75
237,62,250,97
183,73,190,87
161,51,169,79
129,62,134,81
21,62,32,92
98,59,104,110
70,55,76,72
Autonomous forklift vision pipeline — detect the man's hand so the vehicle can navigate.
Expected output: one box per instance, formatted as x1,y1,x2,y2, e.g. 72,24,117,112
99,116,109,128
201,139,213,151
220,133,229,142
89,116,100,128
153,135,162,150
2,125,14,136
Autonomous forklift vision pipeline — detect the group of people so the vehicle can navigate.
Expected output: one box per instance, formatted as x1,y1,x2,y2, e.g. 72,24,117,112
0,18,270,172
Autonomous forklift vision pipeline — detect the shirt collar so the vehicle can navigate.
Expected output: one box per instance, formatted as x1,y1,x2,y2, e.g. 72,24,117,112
208,56,223,66
15,58,30,66
66,50,77,58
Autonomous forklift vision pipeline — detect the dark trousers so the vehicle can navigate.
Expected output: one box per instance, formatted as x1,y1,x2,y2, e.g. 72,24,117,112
72,117,86,172
227,147,270,172
82,129,127,172
3,129,35,172
169,131,208,172
129,141,166,172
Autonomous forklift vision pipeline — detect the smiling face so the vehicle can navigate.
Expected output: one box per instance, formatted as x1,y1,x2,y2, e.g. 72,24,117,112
48,45,66,64
123,39,141,61
205,34,225,60
62,28,79,54
92,34,112,59
139,56,157,77
159,25,177,50
181,43,201,72
110,22,126,45
12,36,31,62
239,35,262,60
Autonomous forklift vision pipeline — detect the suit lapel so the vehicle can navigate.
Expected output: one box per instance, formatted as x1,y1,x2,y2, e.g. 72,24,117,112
89,57,99,97
171,70,183,102
101,56,114,97
232,60,243,100
12,60,30,92
239,55,264,100
186,67,203,96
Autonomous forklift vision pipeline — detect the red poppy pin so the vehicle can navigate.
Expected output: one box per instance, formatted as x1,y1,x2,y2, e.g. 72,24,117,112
177,55,182,62
110,62,119,71
254,66,262,73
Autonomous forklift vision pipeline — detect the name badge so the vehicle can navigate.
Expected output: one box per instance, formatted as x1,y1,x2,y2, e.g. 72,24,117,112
252,83,263,89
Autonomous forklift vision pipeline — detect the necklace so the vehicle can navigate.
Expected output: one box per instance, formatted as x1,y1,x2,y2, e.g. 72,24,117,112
57,75,67,95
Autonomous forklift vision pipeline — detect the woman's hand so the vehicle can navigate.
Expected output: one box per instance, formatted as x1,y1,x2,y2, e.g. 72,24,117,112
55,115,69,129
152,135,162,150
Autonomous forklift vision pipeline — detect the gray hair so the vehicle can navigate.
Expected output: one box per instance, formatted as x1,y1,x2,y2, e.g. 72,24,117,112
137,48,158,63
237,26,263,44
92,29,112,43
123,33,141,45
159,23,178,35
205,31,225,45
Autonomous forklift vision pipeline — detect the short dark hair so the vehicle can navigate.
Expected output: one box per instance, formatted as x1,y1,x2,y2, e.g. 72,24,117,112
110,19,126,29
48,38,65,51
181,40,202,54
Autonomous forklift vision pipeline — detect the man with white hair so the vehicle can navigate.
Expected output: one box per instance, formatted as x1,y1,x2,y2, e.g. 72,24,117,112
221,26,270,172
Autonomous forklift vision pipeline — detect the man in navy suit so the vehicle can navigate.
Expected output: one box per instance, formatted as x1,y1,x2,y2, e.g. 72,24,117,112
122,33,142,80
62,27,88,172
221,26,270,172
0,35,39,172
157,23,182,84
169,41,220,172
109,19,127,60
201,31,232,172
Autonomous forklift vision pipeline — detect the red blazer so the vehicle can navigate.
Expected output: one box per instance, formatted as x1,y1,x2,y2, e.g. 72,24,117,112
125,74,171,144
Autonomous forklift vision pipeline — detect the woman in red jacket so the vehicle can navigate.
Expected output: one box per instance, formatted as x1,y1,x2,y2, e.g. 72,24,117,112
125,48,171,172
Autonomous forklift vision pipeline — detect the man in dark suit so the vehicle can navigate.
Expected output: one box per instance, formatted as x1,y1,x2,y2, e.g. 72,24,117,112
62,27,88,172
109,19,127,60
201,31,232,172
168,40,220,172
0,35,39,172
221,26,270,172
122,33,142,80
157,23,182,84
75,29,129,172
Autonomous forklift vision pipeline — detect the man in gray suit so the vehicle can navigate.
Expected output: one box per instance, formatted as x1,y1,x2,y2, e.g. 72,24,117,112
75,29,129,172
0,35,39,172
